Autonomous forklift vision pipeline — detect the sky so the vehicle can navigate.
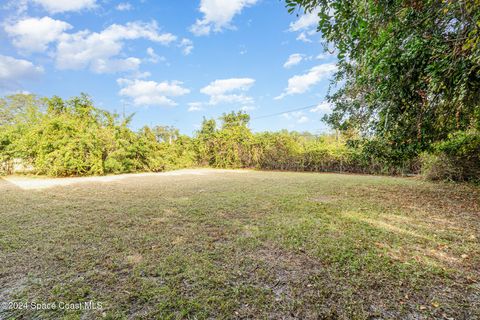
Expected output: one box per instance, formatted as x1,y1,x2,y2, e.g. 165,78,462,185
0,0,337,135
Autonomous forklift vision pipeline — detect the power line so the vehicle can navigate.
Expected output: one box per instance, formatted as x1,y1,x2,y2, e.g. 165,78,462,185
251,103,320,120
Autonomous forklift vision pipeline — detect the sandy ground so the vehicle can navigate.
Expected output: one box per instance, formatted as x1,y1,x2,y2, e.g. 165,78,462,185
2,168,248,190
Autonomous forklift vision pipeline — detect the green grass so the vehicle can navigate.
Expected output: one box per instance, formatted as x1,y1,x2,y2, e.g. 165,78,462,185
1,170,479,319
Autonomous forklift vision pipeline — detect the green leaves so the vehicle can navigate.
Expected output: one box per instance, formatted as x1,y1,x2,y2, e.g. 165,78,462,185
0,94,196,176
283,0,480,179
194,111,255,168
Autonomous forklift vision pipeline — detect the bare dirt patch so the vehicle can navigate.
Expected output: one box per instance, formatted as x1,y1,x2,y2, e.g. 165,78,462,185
2,168,249,190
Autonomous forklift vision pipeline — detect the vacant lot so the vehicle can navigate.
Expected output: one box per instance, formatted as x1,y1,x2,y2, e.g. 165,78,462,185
0,169,479,319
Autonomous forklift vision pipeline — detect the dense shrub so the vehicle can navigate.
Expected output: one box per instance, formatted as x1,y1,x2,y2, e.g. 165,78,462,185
254,131,304,170
346,138,421,175
0,94,195,176
194,112,256,168
422,130,480,182
420,153,462,181
1,93,478,182
253,133,356,172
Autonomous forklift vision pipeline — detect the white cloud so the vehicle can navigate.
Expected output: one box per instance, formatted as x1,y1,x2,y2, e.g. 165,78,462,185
201,78,254,96
179,38,193,55
200,77,255,105
146,47,159,63
316,53,329,60
116,2,132,11
0,55,43,88
283,53,303,68
240,105,255,111
4,16,72,52
91,57,141,74
296,29,317,43
310,101,332,113
296,31,312,43
146,47,166,64
297,115,309,123
32,0,97,13
117,78,190,107
131,71,151,79
187,102,204,112
283,111,309,124
190,0,258,36
2,0,29,15
211,93,254,105
4,17,186,74
275,63,337,99
289,9,320,43
288,9,319,32
55,21,176,73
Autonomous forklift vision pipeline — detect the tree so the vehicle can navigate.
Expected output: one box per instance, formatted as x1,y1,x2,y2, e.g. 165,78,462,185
195,117,217,166
285,0,480,151
152,125,180,144
0,93,42,126
194,111,255,168
215,111,254,167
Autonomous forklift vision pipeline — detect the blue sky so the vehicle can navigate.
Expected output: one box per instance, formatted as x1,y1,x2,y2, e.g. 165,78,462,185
0,0,337,135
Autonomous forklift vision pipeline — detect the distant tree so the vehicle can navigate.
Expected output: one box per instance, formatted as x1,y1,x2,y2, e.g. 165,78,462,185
195,117,217,166
219,111,250,129
194,111,255,168
0,93,42,126
215,111,254,167
153,125,180,144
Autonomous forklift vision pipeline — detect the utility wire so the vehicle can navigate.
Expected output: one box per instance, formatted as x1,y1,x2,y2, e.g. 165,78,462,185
251,103,320,120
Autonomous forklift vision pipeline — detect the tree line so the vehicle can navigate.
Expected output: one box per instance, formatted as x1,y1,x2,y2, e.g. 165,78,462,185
1,1,479,181
0,93,478,181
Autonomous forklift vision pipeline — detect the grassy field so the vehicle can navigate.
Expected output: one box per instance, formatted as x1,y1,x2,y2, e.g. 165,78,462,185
0,169,479,319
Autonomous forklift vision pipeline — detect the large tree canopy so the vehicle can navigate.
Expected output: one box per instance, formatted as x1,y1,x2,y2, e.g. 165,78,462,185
286,0,480,149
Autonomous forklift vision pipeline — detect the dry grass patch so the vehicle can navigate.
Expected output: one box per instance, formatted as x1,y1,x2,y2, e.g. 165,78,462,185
0,170,479,319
